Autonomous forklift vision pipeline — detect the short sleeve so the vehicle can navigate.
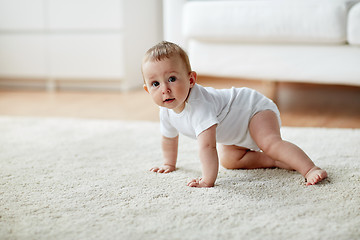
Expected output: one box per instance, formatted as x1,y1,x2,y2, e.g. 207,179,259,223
159,107,179,138
190,101,219,137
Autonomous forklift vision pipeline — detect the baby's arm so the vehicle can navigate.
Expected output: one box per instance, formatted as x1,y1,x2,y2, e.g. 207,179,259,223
188,125,218,188
150,135,178,173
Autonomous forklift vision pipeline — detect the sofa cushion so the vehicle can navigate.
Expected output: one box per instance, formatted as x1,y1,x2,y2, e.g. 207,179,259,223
348,2,360,45
183,0,354,44
187,40,360,86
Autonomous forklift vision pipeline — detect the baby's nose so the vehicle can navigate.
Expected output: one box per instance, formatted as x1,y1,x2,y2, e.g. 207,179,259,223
161,85,171,94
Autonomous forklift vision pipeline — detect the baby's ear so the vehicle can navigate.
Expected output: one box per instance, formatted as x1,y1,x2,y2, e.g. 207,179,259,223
143,84,149,93
189,71,197,87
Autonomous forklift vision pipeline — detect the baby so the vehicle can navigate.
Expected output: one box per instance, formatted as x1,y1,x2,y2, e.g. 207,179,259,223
142,41,327,188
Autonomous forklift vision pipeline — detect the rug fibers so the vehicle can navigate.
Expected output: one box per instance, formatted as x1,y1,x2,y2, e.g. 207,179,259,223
0,117,359,240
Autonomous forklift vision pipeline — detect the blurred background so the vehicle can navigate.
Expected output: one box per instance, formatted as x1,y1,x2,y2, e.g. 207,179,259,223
0,0,359,128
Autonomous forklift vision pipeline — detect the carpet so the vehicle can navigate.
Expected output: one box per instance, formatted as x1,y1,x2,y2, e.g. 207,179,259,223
0,117,359,240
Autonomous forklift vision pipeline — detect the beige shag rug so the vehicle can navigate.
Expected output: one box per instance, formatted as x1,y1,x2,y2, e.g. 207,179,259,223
0,117,359,240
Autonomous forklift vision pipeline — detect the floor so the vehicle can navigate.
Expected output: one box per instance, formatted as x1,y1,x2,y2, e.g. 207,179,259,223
1,77,360,128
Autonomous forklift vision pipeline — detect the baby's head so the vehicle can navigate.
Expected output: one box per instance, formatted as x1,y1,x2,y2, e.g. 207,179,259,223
142,41,196,113
142,41,192,75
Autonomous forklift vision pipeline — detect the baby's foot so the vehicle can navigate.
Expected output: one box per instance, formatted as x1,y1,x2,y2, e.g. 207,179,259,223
305,166,328,186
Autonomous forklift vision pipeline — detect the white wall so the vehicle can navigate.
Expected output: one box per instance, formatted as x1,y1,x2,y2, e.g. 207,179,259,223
0,0,163,91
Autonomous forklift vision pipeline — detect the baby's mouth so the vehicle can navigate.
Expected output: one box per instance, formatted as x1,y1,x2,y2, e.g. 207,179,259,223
164,98,175,103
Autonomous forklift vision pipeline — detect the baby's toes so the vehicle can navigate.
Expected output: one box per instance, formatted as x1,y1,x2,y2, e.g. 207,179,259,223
313,175,320,184
306,172,325,185
306,175,315,185
306,178,314,186
305,167,328,186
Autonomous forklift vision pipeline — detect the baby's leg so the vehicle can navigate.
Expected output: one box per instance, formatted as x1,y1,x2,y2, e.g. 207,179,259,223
249,110,327,185
219,145,293,170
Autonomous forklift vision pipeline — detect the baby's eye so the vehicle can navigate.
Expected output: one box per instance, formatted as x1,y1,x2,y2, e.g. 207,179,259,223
168,76,177,82
151,81,160,87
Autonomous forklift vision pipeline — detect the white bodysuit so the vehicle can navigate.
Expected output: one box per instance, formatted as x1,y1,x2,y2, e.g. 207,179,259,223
160,84,281,151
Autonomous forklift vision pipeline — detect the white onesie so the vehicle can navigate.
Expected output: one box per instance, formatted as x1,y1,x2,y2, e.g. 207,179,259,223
160,84,281,151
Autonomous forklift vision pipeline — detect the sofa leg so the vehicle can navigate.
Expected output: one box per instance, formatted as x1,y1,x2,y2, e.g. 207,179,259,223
263,80,278,102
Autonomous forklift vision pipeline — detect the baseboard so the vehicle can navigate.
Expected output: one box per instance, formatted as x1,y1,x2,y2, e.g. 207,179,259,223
0,77,141,92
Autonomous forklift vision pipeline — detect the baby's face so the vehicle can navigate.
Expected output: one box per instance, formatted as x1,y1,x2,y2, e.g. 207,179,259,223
143,56,196,113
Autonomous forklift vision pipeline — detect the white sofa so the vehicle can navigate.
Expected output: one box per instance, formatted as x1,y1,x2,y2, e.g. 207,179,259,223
163,0,360,98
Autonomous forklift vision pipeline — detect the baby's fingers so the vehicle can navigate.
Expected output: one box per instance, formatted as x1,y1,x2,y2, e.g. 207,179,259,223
187,178,199,187
188,182,199,187
187,178,213,188
149,167,171,174
150,167,160,172
159,168,172,173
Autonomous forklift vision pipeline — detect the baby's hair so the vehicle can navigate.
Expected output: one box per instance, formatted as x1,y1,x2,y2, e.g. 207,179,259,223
142,41,192,73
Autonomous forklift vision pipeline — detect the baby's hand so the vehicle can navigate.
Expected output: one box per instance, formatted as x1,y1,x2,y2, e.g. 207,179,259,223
187,178,214,188
149,164,175,173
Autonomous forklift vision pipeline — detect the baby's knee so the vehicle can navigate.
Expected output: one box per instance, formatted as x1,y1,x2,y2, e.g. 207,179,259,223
220,157,239,169
219,145,248,169
219,148,237,169
259,136,282,155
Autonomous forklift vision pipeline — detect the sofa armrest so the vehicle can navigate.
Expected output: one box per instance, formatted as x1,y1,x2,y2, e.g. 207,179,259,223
348,2,360,45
